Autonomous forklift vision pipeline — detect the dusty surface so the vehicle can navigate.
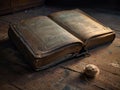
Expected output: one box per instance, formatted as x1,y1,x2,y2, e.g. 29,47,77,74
0,6,120,90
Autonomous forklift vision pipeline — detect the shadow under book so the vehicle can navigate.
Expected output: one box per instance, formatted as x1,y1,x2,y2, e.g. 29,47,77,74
8,9,115,71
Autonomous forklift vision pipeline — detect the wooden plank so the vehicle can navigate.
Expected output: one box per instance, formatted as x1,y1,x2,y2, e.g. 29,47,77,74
6,68,66,90
62,62,120,90
61,38,120,90
0,84,20,90
9,67,108,90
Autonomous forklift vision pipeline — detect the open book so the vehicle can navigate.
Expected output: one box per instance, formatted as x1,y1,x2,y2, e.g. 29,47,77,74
8,9,115,70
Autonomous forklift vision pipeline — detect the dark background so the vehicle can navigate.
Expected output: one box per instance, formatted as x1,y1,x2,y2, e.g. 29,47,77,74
0,0,120,15
46,0,120,10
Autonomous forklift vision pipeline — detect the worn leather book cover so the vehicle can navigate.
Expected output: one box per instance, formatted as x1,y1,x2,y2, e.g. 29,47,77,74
8,16,83,70
49,9,115,49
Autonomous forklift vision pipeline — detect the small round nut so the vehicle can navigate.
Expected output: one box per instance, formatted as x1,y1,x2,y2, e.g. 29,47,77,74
83,64,100,78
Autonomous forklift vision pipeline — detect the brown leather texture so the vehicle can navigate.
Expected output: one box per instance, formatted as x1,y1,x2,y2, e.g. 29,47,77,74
8,16,83,70
49,9,115,49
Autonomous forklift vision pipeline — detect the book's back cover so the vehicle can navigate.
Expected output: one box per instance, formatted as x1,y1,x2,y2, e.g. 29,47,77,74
8,16,83,70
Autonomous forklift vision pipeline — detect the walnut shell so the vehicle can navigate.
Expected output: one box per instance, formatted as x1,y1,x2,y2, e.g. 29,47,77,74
83,64,100,77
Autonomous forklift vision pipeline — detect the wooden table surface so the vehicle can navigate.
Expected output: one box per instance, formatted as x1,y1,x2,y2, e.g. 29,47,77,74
0,6,120,90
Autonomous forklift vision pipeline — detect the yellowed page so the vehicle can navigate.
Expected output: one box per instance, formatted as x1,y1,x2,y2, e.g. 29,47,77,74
49,9,115,49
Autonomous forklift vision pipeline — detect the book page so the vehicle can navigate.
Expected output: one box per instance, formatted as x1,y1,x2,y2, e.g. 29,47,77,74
49,9,114,43
14,16,83,54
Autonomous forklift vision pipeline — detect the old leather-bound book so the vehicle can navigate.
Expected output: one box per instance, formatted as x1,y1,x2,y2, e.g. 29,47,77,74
9,9,115,70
